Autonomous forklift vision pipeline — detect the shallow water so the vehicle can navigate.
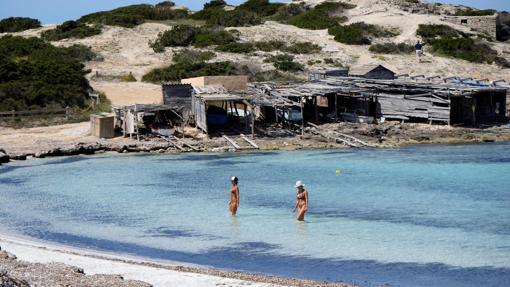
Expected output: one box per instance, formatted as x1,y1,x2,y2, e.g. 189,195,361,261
1,143,509,287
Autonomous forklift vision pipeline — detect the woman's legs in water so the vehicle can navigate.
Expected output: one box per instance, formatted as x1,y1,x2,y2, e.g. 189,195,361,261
230,202,238,216
297,206,306,221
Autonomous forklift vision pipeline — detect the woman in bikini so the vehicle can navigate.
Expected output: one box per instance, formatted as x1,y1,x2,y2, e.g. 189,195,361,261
229,176,239,216
293,180,308,221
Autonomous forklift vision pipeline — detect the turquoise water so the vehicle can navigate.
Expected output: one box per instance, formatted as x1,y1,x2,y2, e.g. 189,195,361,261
0,143,509,287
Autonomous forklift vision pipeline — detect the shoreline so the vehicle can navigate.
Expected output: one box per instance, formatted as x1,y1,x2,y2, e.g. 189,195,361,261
1,121,510,165
0,233,354,287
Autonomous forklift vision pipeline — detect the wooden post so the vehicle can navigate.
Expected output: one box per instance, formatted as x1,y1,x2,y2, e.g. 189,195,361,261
251,106,255,138
335,94,338,121
301,97,305,136
135,105,140,141
314,97,319,123
274,105,278,124
122,108,126,138
472,97,477,127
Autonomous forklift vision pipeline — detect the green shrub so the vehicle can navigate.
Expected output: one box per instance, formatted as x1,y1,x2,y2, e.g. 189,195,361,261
495,57,510,68
192,7,261,27
204,0,227,9
41,21,102,41
0,35,91,111
60,44,101,62
454,8,496,16
211,39,321,54
150,25,197,51
192,0,287,27
142,61,238,83
264,54,304,71
283,42,321,54
172,49,216,64
78,12,144,28
120,72,137,82
78,3,189,28
416,24,464,39
329,22,397,45
237,0,285,17
254,40,286,51
150,25,236,52
216,42,255,53
428,36,498,63
369,42,414,54
0,17,41,33
272,3,307,22
155,1,176,8
288,1,355,30
194,29,236,47
417,24,502,65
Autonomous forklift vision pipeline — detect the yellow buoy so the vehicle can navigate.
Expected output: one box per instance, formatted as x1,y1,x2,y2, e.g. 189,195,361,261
336,169,342,175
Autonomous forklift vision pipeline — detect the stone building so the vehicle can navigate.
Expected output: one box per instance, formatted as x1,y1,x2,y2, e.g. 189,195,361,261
443,14,500,39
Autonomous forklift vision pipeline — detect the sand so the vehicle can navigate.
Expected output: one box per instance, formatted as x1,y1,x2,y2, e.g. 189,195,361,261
0,235,281,287
0,234,356,287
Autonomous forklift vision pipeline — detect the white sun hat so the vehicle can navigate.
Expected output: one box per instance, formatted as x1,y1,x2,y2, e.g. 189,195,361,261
295,180,304,188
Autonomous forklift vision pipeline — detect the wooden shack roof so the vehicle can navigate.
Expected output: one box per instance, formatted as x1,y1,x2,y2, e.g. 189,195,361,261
249,76,508,105
193,93,245,102
348,64,395,76
192,85,228,94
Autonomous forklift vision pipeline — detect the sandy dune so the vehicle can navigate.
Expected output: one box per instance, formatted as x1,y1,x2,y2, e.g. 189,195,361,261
7,0,509,105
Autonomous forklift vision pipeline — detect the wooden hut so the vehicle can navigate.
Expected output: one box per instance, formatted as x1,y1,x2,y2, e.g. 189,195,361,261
191,86,254,136
251,76,508,127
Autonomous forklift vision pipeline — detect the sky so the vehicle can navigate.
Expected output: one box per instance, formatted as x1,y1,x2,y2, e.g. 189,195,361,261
0,0,508,24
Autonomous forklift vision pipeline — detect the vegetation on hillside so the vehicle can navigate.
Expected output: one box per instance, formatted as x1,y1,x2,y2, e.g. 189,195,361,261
150,24,321,55
142,61,238,83
191,0,284,27
216,40,321,54
0,36,92,111
498,12,510,41
150,25,236,52
41,20,102,41
143,44,302,83
369,43,415,54
287,1,355,30
264,54,304,72
172,49,216,64
417,24,508,67
329,22,398,45
416,24,467,39
78,2,189,28
454,8,496,16
0,17,41,33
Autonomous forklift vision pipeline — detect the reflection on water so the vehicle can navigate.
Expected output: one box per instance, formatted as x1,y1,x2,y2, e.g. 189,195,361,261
295,220,309,240
230,215,240,240
0,142,510,287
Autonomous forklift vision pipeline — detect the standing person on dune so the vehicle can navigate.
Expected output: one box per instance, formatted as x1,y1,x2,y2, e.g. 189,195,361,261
415,40,424,63
293,181,308,221
229,176,239,216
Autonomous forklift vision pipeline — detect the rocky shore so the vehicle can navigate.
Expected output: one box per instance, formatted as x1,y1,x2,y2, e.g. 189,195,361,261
0,248,150,287
1,121,510,165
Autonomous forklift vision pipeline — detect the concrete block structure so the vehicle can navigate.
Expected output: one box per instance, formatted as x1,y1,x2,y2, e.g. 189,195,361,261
443,14,500,39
